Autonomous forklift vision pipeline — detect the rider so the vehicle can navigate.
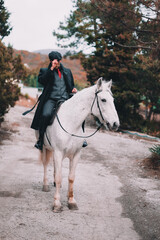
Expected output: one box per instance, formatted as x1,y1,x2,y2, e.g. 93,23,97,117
31,51,77,150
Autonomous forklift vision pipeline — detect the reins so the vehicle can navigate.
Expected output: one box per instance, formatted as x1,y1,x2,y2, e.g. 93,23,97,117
56,113,103,138
55,90,104,139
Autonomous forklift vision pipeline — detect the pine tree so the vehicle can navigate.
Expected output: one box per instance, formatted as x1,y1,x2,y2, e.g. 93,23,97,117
0,40,20,123
0,1,20,124
0,0,12,40
53,0,142,129
53,0,160,130
12,55,28,81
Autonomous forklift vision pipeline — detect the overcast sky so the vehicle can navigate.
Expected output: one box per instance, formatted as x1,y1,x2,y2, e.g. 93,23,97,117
3,0,74,52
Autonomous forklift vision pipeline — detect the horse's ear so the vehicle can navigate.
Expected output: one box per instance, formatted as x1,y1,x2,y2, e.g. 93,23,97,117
97,77,103,90
108,79,112,89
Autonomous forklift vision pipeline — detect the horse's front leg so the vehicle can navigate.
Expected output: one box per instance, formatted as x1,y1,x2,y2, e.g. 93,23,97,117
53,152,63,212
68,153,80,210
41,148,51,192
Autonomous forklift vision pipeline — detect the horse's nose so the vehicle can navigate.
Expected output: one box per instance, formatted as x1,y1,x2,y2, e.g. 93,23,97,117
112,122,119,131
106,121,119,131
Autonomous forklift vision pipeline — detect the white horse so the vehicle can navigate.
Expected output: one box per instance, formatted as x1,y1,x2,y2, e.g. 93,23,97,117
39,78,120,212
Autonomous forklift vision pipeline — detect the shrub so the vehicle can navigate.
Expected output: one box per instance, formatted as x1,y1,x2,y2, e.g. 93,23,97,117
149,145,160,158
149,145,160,168
24,93,29,99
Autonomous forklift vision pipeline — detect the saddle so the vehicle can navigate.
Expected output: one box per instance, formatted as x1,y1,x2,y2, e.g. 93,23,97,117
48,100,86,133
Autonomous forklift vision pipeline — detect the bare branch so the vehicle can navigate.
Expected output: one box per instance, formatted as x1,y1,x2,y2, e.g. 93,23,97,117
114,41,153,50
134,38,156,46
120,20,160,34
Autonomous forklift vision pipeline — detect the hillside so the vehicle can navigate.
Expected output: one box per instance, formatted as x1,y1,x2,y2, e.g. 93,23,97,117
13,49,47,69
34,48,67,56
13,49,87,87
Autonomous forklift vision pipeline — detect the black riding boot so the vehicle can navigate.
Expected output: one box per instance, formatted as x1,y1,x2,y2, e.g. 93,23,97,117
34,132,44,151
34,116,48,151
34,99,57,150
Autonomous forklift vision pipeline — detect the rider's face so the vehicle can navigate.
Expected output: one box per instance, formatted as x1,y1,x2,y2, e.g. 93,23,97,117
51,59,61,69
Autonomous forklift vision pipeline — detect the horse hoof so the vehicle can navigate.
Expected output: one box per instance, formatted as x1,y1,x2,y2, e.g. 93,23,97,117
68,203,79,210
42,185,50,192
52,206,63,213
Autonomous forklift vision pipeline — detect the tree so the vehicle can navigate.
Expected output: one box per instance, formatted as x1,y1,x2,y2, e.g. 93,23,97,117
0,40,20,123
0,0,12,40
53,0,142,128
12,54,28,81
54,0,139,84
53,0,160,131
134,54,160,121
0,1,20,124
92,0,160,57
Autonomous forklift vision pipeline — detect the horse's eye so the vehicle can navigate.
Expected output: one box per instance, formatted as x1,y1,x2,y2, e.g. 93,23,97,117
101,98,107,102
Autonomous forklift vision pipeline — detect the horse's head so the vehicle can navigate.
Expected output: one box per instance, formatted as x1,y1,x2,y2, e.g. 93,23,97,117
92,77,120,131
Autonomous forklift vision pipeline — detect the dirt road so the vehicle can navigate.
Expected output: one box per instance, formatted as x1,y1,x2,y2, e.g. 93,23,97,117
0,105,160,240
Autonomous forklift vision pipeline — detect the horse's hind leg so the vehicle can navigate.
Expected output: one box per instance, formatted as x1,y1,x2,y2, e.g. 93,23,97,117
41,148,52,192
68,153,79,210
53,159,56,187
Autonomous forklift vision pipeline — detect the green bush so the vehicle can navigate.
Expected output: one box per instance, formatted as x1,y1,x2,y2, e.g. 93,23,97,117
148,145,160,168
24,93,29,99
149,145,160,158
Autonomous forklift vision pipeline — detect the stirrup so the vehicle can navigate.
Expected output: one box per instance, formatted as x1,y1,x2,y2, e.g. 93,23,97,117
82,140,88,148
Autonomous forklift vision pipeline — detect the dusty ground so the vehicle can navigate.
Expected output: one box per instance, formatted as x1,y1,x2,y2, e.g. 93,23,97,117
0,105,160,240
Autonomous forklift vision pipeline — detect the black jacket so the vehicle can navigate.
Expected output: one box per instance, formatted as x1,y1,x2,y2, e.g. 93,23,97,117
31,63,75,130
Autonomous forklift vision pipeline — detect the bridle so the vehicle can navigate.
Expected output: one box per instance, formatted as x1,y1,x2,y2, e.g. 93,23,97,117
55,89,105,139
91,89,104,122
